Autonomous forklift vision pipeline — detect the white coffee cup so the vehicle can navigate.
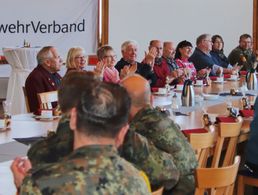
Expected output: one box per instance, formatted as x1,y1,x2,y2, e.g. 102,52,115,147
176,84,184,91
230,74,237,80
158,88,166,94
196,80,203,86
41,110,53,118
216,77,224,82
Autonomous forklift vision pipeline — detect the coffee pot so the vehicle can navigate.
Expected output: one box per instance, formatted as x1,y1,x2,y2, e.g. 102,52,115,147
246,62,257,90
181,79,195,106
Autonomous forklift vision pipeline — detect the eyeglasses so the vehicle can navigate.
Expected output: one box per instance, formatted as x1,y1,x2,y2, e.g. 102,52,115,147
104,55,117,59
75,56,86,60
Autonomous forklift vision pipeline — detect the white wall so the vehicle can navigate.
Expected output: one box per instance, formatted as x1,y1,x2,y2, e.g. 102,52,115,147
109,0,253,60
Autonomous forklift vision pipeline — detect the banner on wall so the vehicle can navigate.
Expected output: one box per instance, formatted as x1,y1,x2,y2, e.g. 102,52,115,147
0,0,98,57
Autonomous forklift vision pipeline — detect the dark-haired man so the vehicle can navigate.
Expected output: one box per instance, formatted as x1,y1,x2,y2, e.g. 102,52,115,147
228,33,256,70
11,79,150,194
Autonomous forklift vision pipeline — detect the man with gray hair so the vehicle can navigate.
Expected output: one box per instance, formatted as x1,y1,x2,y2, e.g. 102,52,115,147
189,34,224,76
115,40,157,86
25,46,63,113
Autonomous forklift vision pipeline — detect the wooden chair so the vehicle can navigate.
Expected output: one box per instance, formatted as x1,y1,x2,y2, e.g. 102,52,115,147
189,132,216,168
37,91,58,109
211,119,243,168
195,156,240,195
22,86,30,113
151,187,164,195
237,170,258,195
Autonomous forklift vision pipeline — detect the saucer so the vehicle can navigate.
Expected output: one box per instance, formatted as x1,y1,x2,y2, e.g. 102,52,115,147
213,80,226,84
227,78,240,81
202,94,219,100
34,115,60,121
153,92,172,96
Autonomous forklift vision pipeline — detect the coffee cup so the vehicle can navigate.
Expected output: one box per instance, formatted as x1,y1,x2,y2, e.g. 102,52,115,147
230,74,237,80
216,77,224,82
196,80,203,86
158,88,166,94
176,84,184,91
41,110,53,118
0,119,5,128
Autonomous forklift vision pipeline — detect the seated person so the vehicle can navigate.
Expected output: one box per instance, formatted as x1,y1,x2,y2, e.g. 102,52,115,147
28,71,179,191
65,47,87,74
189,34,224,76
175,40,198,80
95,45,120,83
115,40,157,86
11,80,150,194
153,41,183,87
25,46,62,113
228,33,256,71
121,74,198,195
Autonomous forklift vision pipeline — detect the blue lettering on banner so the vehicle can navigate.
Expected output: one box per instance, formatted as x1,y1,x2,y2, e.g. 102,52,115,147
0,19,86,34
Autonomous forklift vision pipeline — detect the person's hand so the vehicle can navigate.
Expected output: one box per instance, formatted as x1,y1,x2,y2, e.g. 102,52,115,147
120,65,130,79
197,68,209,78
10,157,32,189
94,61,106,78
144,47,156,68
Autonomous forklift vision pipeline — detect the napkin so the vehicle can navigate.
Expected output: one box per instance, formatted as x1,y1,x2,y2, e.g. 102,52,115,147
239,110,254,117
182,128,208,136
240,71,247,76
223,74,231,79
14,136,45,145
151,87,159,92
216,116,237,123
209,76,217,81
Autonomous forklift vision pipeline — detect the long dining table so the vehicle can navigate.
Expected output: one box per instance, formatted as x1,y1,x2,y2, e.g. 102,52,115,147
0,75,257,195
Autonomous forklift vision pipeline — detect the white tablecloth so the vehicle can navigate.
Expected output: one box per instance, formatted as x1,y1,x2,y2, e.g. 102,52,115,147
3,47,40,114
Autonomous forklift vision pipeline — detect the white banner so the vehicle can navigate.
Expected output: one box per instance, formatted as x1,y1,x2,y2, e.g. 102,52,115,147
0,0,98,57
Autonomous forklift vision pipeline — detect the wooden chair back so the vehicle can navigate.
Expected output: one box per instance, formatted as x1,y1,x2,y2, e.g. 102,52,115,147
22,86,30,113
195,156,240,195
151,187,164,195
211,119,242,168
37,91,58,109
189,132,216,168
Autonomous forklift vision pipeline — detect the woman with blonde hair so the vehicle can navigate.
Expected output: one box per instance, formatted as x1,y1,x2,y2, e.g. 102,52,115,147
66,47,87,73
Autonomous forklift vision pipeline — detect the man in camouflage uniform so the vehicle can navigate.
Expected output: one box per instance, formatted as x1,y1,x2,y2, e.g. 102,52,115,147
228,33,257,70
121,74,198,195
11,80,150,194
27,71,180,191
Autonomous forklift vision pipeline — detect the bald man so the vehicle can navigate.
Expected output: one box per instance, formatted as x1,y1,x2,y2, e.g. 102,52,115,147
152,41,180,87
121,74,197,195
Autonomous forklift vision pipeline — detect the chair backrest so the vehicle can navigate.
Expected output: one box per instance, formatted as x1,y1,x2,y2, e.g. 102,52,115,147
151,187,164,195
195,156,240,195
22,86,30,113
37,91,58,109
189,132,216,168
211,118,243,168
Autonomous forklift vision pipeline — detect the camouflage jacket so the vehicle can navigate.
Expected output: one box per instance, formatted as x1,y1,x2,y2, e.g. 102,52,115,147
130,106,198,195
21,145,150,195
27,114,180,191
120,129,179,191
27,115,74,167
228,46,256,70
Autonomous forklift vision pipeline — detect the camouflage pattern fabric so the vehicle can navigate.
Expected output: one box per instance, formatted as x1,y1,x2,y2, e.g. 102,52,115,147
228,46,256,70
130,106,198,195
21,145,150,195
27,115,74,167
120,129,179,190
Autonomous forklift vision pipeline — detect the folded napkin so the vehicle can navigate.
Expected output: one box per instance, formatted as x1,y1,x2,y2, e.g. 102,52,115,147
239,109,254,117
216,116,237,123
209,76,217,81
14,136,45,145
219,92,243,96
182,128,208,136
240,71,247,76
223,74,231,79
151,87,159,92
